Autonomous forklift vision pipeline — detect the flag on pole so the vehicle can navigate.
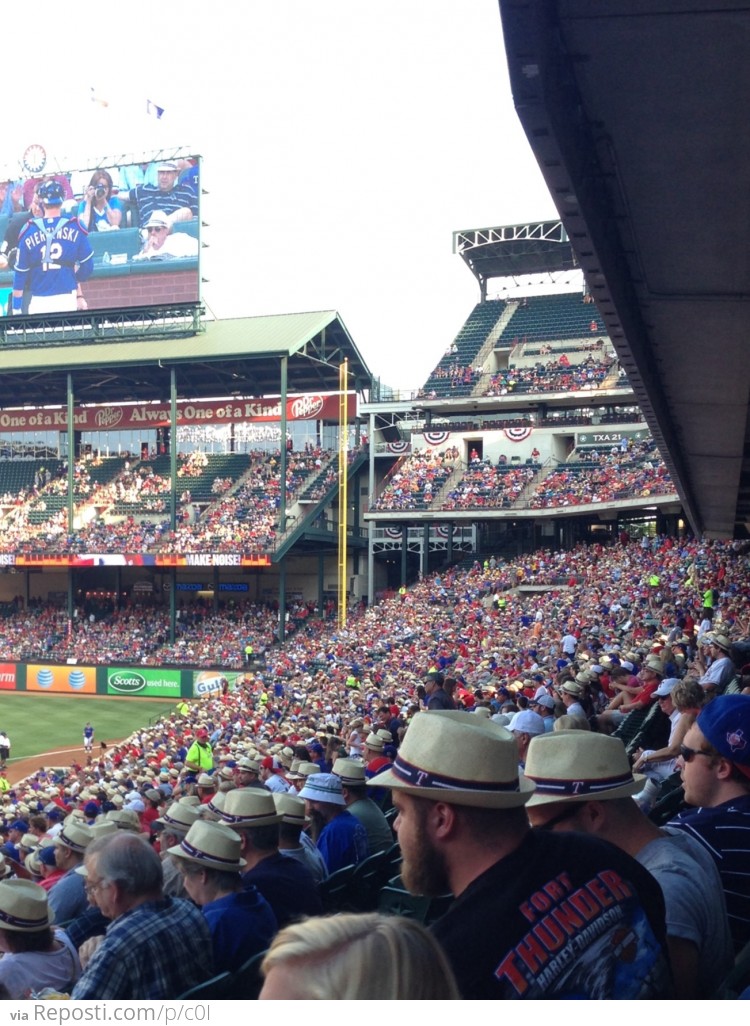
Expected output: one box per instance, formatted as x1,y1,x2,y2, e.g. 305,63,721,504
90,86,109,108
146,99,165,120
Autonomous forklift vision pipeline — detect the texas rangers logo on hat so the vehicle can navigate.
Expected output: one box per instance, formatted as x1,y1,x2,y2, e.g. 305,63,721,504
727,728,747,754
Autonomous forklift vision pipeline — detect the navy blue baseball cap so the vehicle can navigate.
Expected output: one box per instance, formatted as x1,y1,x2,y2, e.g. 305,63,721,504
38,180,65,205
698,695,750,778
38,845,57,867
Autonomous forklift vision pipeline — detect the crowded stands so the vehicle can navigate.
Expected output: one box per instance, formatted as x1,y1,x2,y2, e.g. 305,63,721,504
373,448,459,511
529,439,674,508
0,447,334,556
1,531,750,998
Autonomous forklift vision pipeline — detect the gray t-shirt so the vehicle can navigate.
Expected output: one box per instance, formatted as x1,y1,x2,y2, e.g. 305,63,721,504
348,797,394,856
638,830,733,995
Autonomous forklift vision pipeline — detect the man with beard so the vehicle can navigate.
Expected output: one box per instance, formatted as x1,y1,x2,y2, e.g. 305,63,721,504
298,773,367,874
368,710,672,1000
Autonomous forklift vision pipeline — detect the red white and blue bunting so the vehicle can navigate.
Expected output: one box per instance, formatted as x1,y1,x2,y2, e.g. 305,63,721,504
504,425,533,443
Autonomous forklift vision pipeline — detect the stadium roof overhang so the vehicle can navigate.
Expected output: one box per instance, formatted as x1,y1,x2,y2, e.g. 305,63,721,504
453,221,578,291
499,0,750,538
0,310,373,408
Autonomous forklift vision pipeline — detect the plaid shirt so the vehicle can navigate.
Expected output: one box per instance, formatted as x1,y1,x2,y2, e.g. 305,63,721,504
72,897,212,1000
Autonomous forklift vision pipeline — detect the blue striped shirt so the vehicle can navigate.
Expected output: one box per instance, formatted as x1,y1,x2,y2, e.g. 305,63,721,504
668,793,750,953
129,183,198,228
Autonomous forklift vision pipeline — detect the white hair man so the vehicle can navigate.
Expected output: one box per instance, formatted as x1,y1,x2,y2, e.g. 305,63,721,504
71,832,212,999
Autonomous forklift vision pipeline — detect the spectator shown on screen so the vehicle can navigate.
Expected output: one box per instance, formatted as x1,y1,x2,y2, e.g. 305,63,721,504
129,161,198,229
78,171,123,232
132,211,199,261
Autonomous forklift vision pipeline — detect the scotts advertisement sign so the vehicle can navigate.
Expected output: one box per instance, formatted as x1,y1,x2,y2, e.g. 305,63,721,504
106,667,181,697
0,394,356,433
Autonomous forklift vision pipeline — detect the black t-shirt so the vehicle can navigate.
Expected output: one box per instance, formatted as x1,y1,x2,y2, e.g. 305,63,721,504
431,829,672,1000
426,688,455,711
242,851,322,928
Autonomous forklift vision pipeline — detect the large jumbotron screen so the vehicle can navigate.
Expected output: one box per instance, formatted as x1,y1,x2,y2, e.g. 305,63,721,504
0,156,200,322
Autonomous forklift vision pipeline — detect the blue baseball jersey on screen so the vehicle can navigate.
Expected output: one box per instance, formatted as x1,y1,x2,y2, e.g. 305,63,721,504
13,216,94,297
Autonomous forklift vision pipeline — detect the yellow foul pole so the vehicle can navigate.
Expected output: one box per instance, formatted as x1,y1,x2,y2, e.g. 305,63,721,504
337,360,349,628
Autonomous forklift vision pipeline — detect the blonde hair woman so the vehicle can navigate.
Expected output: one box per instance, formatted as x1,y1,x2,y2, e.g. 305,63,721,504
260,913,459,1000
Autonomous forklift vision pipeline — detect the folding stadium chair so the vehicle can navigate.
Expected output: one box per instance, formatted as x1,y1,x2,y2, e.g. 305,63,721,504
378,885,432,923
625,701,670,757
714,938,750,998
647,772,686,827
345,848,394,912
319,863,356,913
178,971,232,1000
378,885,453,925
612,705,650,749
225,949,268,1000
383,840,402,878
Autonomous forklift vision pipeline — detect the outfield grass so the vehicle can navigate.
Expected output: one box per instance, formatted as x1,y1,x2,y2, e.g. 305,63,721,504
0,693,178,763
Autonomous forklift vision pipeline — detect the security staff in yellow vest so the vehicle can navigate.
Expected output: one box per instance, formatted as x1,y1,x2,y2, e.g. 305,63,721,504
185,728,214,773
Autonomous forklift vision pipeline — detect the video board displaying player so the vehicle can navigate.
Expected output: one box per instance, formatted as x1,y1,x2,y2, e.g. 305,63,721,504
0,155,200,322
12,181,93,315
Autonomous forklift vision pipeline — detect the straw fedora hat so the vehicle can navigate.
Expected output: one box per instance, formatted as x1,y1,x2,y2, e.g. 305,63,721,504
89,821,118,841
272,792,310,826
204,792,229,818
217,788,283,828
24,850,43,877
525,731,645,807
332,758,366,785
154,801,201,832
368,710,535,809
52,820,93,854
708,633,731,652
364,733,384,752
168,820,246,872
106,809,142,833
0,879,54,932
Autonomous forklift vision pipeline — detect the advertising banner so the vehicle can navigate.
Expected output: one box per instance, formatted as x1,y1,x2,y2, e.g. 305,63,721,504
106,667,181,698
26,664,96,694
0,663,16,690
10,553,271,568
191,670,248,698
0,394,355,433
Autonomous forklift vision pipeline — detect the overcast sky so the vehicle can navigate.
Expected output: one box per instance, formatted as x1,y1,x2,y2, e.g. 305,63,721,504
4,1,557,393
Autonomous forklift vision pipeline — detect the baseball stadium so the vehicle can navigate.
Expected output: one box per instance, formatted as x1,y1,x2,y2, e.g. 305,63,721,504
0,0,747,1004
